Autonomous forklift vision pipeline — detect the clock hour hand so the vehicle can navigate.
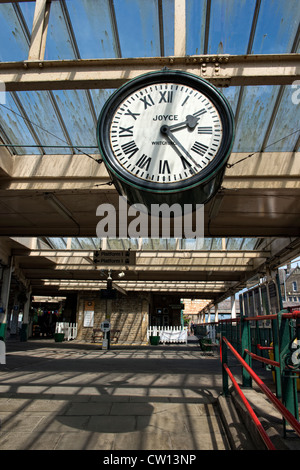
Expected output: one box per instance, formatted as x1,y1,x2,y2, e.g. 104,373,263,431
160,125,201,169
168,115,199,132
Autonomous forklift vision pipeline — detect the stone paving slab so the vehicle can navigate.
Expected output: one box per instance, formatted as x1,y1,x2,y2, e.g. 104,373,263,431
0,339,230,451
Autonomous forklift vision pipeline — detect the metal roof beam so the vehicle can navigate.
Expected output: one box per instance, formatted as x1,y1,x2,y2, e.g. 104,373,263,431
1,54,298,91
174,0,186,56
27,0,49,61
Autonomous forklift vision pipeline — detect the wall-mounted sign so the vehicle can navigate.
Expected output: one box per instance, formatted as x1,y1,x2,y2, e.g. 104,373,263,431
84,300,94,327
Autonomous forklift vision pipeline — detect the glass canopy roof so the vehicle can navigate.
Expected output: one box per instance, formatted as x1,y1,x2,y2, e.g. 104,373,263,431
41,236,259,251
0,0,299,156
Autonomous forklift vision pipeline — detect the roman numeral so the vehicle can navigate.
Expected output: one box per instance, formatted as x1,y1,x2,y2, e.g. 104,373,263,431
159,160,171,174
140,94,155,109
198,126,213,134
193,109,207,118
119,125,134,137
136,154,151,171
191,141,208,156
159,91,173,103
180,156,192,170
121,140,139,158
124,109,140,120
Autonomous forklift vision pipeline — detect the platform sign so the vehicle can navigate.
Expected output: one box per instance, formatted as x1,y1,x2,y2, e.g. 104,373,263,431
100,320,111,332
93,250,136,266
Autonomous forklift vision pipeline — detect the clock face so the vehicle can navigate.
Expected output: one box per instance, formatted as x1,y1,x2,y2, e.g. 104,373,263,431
97,71,234,194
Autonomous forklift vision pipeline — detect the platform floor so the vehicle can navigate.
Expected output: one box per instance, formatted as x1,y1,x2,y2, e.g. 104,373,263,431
0,336,299,453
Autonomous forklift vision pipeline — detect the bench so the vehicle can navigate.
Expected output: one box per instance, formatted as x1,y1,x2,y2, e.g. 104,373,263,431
92,328,121,343
92,329,103,343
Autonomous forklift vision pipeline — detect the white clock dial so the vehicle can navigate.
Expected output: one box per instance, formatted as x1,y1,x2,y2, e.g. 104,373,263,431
109,83,223,184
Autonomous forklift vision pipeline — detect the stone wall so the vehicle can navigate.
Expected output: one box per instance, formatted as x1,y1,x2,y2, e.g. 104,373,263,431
76,291,149,343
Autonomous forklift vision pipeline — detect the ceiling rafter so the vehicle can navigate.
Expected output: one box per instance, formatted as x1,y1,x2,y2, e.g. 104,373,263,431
1,53,298,91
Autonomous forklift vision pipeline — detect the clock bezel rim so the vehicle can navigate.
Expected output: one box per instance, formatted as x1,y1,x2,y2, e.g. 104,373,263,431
97,70,234,194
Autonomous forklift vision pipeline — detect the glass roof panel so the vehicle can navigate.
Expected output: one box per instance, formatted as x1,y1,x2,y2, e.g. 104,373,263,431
233,85,280,153
207,0,256,55
220,86,241,117
44,237,261,251
161,0,175,56
50,89,97,153
265,85,300,152
18,1,35,33
44,0,76,60
0,93,41,154
65,0,118,59
251,0,300,54
90,89,115,122
15,90,71,154
0,3,29,61
45,237,67,250
114,0,161,57
186,0,206,55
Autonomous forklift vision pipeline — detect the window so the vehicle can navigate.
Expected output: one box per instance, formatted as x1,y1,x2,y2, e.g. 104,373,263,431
292,281,298,291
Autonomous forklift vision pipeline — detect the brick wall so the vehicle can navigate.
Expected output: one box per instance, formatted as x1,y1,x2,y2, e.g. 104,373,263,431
76,292,149,343
182,298,210,322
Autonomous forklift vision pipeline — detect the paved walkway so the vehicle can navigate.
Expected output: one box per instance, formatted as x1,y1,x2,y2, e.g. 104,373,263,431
0,337,230,451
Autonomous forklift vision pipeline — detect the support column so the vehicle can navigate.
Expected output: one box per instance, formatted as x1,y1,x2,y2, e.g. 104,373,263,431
215,304,219,322
28,0,49,61
231,294,236,319
207,308,211,324
0,258,13,341
174,0,186,56
20,288,31,342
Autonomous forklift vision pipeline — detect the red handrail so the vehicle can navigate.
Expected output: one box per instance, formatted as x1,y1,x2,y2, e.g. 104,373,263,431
201,311,300,326
244,348,279,368
222,336,300,439
223,362,276,450
244,312,300,322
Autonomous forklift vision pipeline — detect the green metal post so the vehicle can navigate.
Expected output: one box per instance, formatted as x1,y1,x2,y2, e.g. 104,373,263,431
0,322,7,341
271,316,282,399
241,316,252,388
278,312,299,425
221,335,229,396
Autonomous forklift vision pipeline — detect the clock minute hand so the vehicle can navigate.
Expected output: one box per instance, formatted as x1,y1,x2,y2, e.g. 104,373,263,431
168,115,199,132
160,125,201,169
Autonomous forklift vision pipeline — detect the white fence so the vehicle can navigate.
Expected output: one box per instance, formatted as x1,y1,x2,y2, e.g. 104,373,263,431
206,324,217,343
55,322,77,341
147,326,187,344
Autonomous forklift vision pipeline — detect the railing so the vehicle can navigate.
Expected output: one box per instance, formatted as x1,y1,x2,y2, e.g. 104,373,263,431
221,335,300,449
147,326,187,343
222,358,276,450
217,310,300,449
55,322,77,341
